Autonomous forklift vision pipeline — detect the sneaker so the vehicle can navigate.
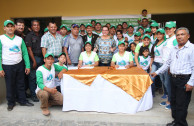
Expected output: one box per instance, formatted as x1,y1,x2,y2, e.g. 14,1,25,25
159,101,167,106
161,94,167,99
42,109,50,116
165,104,171,110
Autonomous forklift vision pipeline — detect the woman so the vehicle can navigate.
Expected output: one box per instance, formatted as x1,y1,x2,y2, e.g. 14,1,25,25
150,22,159,44
78,41,99,68
136,26,144,39
114,30,125,54
129,42,137,66
94,26,116,66
134,34,152,69
111,41,133,69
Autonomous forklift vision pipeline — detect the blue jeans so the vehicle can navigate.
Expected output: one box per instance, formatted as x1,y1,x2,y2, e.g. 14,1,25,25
28,56,44,97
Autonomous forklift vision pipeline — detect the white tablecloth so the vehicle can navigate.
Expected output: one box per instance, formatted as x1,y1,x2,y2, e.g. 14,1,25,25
61,74,153,114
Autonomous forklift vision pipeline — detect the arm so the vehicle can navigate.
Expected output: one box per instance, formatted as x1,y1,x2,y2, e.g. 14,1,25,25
21,40,30,75
53,64,68,79
149,58,154,73
126,53,134,68
42,48,47,58
41,35,48,57
78,60,83,68
93,38,99,52
187,49,194,87
111,55,119,68
27,47,37,69
0,40,5,77
92,53,99,67
64,47,71,65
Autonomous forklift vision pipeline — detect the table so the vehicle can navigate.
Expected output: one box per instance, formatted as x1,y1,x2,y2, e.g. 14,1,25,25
61,67,153,114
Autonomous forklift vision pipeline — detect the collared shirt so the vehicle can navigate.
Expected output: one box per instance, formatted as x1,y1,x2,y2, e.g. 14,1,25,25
25,31,42,57
156,41,194,86
65,34,84,63
41,31,63,56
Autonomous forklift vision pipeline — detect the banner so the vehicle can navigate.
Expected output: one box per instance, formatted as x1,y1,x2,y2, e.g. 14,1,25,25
62,14,151,28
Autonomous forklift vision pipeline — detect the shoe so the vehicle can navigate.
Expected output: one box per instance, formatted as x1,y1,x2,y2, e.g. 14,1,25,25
7,105,15,111
20,101,34,106
42,109,50,116
166,121,175,126
26,93,31,98
31,96,39,102
160,101,167,106
161,94,167,99
165,104,171,110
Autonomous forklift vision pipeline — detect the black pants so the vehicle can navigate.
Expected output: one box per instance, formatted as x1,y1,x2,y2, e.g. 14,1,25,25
3,61,27,106
170,75,192,126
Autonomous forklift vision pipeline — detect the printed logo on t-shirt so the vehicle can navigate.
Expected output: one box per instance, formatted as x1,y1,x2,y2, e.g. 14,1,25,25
47,74,53,81
140,61,148,66
128,39,133,43
118,60,126,66
85,61,92,65
9,45,20,53
154,49,160,56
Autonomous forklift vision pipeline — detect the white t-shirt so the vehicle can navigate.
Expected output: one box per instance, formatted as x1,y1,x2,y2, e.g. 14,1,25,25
112,51,133,67
92,31,103,36
151,35,157,45
139,56,151,70
79,51,99,66
153,41,166,63
54,63,67,87
124,33,134,43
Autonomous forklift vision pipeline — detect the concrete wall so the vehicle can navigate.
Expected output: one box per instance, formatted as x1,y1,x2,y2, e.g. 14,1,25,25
0,0,194,33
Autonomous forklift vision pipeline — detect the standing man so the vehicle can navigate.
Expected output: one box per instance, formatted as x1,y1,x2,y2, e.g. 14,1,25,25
93,22,103,36
109,25,117,41
64,24,84,66
122,22,128,34
25,20,43,102
41,21,64,61
124,25,135,43
0,20,34,111
59,24,68,41
141,18,150,29
79,24,86,36
151,27,194,126
82,23,99,50
14,19,26,39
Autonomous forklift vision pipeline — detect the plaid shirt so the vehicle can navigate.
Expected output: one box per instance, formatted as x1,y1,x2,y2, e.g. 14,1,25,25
41,31,63,56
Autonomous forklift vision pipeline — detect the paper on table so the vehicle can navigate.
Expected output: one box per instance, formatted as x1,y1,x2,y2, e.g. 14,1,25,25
116,66,127,70
80,66,94,69
68,66,78,70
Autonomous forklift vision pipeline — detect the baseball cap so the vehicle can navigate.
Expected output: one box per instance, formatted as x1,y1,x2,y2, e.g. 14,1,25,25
110,25,116,29
44,53,54,58
134,31,141,37
59,52,66,57
150,22,159,27
165,21,176,28
142,34,151,39
85,41,92,45
118,41,125,46
137,26,144,31
144,28,151,33
60,24,67,29
4,20,14,27
72,24,79,28
156,28,165,34
95,22,101,25
128,24,134,28
85,23,92,28
44,28,48,32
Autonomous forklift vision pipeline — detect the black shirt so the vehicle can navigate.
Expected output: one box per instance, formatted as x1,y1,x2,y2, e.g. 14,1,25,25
25,31,43,57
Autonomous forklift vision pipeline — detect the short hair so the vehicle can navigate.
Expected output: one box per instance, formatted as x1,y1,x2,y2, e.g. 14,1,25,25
48,21,56,25
117,24,123,28
80,24,85,27
102,26,109,31
31,20,40,26
142,9,147,13
122,22,127,25
129,42,137,48
15,19,25,25
116,30,123,35
176,27,189,34
142,47,149,52
106,23,111,25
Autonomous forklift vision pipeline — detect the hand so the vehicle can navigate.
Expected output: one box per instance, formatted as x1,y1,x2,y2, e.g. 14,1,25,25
115,65,119,69
25,68,30,75
110,48,114,52
0,70,5,77
125,65,130,69
58,72,64,80
67,59,71,65
149,66,152,73
32,61,37,69
78,64,82,69
185,84,193,91
150,72,157,77
49,87,57,94
137,65,142,69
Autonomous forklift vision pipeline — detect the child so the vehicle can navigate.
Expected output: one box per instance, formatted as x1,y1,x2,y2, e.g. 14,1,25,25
129,42,137,66
138,47,151,72
54,52,68,92
36,53,68,116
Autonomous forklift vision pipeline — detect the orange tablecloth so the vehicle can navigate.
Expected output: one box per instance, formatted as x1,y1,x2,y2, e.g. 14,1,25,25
65,67,152,101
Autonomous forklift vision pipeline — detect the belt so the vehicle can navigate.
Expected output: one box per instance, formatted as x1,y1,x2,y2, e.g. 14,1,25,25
170,74,191,78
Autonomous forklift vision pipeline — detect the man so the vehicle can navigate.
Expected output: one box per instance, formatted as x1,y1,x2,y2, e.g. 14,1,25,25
14,19,25,39
141,18,150,29
0,20,34,111
144,27,152,36
41,21,64,61
93,22,102,36
64,24,84,66
79,24,86,36
25,20,43,102
82,23,99,50
91,19,96,31
138,9,149,25
151,27,194,126
59,24,68,41
124,25,135,43
109,25,117,41
122,22,128,34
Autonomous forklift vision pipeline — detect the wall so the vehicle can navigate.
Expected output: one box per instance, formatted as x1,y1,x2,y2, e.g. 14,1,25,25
0,0,194,33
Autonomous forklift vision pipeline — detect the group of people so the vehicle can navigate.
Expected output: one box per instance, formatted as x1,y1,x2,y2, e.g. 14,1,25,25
0,9,193,126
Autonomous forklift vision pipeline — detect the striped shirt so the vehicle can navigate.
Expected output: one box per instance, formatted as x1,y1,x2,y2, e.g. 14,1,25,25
155,41,194,86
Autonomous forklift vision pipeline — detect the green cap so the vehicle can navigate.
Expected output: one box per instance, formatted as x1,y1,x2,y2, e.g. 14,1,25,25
150,22,159,27
137,26,144,31
144,28,151,33
44,53,54,58
85,23,92,28
110,25,116,29
67,27,71,31
150,20,156,23
134,31,141,37
95,22,101,25
59,52,66,57
156,28,165,34
60,24,67,29
128,24,134,28
165,21,176,28
85,41,92,45
44,28,48,32
142,34,151,39
4,20,14,26
118,41,125,46
91,19,96,22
